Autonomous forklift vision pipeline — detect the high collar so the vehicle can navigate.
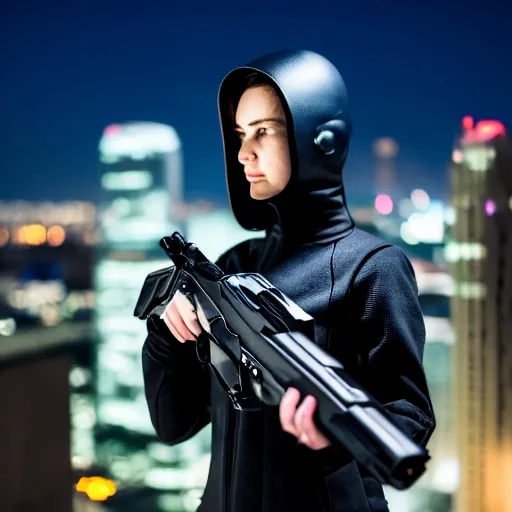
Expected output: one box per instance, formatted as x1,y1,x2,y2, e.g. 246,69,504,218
266,183,354,246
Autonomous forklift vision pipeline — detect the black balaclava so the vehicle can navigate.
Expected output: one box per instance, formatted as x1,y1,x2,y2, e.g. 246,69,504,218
218,49,355,248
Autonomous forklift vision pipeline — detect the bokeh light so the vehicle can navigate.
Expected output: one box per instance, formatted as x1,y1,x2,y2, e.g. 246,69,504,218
485,199,496,216
0,318,16,336
40,304,61,326
22,224,46,246
76,476,117,502
411,189,430,211
375,194,393,215
476,120,506,140
0,227,9,247
452,149,463,164
104,124,121,136
47,225,66,247
373,137,399,159
400,222,419,245
462,115,474,130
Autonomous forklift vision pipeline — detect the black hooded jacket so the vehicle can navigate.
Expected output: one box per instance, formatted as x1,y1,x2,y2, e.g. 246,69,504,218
142,50,435,512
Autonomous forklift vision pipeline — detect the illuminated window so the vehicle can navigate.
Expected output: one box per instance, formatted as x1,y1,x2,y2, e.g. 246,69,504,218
98,123,181,160
462,147,496,172
444,242,459,263
444,242,486,262
454,194,471,209
101,171,153,191
457,281,486,299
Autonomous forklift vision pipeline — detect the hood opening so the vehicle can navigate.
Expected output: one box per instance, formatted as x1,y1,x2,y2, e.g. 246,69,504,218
218,50,355,243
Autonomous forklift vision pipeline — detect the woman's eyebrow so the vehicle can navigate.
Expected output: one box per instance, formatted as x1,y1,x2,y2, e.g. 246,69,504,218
234,117,285,129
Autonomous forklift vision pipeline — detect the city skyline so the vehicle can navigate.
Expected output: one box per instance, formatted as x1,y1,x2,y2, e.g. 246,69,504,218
2,1,511,205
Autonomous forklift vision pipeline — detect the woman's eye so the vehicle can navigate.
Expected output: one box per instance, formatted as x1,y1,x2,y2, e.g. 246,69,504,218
236,127,269,141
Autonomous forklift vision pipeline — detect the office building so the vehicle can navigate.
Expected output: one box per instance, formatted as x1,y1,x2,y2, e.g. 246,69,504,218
448,117,512,512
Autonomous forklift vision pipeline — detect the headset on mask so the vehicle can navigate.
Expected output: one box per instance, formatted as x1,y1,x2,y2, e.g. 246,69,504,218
314,119,348,156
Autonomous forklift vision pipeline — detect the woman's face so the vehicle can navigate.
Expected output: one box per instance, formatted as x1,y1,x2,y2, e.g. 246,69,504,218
235,85,292,201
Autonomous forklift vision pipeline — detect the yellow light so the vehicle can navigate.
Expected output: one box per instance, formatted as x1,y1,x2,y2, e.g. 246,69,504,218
23,224,46,246
47,225,66,247
0,227,9,247
76,476,116,502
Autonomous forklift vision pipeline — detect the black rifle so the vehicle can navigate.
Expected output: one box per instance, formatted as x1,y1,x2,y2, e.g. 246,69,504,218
134,232,430,490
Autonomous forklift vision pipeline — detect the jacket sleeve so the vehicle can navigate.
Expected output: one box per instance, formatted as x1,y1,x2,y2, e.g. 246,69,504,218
350,245,435,445
142,316,211,445
141,245,239,445
315,245,436,477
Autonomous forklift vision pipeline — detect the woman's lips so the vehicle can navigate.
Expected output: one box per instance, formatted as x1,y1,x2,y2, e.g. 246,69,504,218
245,173,266,182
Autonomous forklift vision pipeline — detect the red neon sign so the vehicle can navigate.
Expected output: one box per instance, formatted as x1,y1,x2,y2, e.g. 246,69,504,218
462,119,506,144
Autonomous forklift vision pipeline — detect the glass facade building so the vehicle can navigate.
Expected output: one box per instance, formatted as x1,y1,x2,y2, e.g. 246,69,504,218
94,122,185,496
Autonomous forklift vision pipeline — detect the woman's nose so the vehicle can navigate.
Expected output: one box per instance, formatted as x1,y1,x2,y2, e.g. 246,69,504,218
238,141,256,164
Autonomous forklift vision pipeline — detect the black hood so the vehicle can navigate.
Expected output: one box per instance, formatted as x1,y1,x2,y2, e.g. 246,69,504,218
218,49,355,245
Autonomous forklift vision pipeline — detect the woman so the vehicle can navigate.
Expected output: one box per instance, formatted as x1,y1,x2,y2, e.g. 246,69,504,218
142,49,435,512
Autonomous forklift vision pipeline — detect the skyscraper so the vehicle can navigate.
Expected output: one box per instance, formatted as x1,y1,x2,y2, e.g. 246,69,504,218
94,122,185,488
448,117,512,512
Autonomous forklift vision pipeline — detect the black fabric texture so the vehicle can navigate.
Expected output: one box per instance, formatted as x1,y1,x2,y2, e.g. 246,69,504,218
141,49,435,512
142,233,435,512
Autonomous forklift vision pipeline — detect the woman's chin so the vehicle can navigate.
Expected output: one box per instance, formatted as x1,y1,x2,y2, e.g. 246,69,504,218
249,183,273,201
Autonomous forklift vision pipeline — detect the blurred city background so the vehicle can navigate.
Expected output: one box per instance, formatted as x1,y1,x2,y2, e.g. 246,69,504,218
1,1,511,511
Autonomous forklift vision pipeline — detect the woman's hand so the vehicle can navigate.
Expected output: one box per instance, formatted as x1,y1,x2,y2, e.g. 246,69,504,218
279,387,331,450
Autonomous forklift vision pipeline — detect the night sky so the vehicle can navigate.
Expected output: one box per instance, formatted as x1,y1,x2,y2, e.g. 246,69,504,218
2,0,511,206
